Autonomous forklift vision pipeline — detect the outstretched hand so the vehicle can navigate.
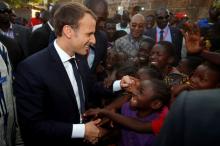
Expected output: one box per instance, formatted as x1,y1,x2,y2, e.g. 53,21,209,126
181,23,203,54
83,108,105,119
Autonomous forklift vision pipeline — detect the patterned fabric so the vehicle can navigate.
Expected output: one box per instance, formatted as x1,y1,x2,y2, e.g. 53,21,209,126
0,42,16,146
164,72,189,88
114,34,148,58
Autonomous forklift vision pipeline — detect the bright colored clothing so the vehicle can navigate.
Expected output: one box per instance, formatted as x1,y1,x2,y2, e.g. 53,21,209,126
151,106,169,134
120,102,159,146
28,18,42,27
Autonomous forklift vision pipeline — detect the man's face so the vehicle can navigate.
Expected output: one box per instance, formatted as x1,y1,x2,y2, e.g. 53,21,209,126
70,13,96,55
93,4,108,31
0,9,10,23
145,16,155,29
149,44,169,69
156,10,169,29
130,15,145,39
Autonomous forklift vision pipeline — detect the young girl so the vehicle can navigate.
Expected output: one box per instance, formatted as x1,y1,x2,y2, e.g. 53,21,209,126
149,41,176,77
84,79,170,146
172,61,220,98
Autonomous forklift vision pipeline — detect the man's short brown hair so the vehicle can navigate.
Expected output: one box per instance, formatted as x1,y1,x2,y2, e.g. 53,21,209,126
54,2,97,36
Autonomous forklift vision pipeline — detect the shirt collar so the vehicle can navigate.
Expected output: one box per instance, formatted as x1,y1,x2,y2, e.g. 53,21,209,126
54,40,75,63
156,25,169,32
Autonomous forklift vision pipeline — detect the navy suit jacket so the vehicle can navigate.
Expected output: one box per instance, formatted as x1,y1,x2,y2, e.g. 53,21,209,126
14,43,95,146
28,23,53,56
145,27,183,64
154,89,220,146
12,24,31,58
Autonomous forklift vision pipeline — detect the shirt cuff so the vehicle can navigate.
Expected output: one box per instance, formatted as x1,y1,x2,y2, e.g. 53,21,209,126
113,80,122,92
71,124,85,138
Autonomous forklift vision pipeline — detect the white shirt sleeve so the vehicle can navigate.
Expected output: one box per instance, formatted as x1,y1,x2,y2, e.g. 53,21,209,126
113,80,122,92
71,124,85,138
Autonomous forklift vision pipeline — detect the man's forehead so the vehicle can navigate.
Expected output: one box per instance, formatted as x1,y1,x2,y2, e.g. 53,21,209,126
131,14,145,23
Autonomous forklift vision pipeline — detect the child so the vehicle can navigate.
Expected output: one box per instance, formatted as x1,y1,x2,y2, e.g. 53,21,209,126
176,56,203,76
85,79,171,146
135,37,155,67
172,61,220,98
149,41,177,77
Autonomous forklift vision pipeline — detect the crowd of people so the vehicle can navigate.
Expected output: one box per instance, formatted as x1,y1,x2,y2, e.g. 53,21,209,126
0,0,220,146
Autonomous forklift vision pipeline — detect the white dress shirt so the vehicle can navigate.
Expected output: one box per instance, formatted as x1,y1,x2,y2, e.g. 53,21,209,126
54,40,85,138
156,25,172,43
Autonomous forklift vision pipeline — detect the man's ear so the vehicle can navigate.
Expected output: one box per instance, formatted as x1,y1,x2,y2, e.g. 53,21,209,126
151,99,162,110
62,25,73,39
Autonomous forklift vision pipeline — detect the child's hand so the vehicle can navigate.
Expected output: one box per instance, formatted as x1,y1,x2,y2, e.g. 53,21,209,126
103,77,114,88
83,108,106,119
171,83,192,98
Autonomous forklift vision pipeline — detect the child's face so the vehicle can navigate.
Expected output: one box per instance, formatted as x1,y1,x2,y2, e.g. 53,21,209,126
137,42,151,63
105,50,118,70
137,68,151,80
177,58,190,75
129,80,155,110
189,64,219,89
149,44,170,69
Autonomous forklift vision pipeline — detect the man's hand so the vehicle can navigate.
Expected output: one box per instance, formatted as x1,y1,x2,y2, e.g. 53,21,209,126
84,119,101,144
120,75,135,89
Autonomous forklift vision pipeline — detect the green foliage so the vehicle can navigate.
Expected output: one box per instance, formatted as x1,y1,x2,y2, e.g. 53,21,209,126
4,0,57,8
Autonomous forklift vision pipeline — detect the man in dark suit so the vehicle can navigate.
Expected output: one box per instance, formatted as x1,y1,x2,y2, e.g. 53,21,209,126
154,89,220,146
0,33,23,70
14,2,133,144
0,1,30,58
28,3,61,55
84,0,108,74
145,8,183,64
14,3,103,146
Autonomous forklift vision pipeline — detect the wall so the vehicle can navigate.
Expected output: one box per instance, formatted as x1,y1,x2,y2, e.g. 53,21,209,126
107,0,213,21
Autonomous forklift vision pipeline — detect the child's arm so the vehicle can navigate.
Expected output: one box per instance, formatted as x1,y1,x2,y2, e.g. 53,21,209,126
84,108,153,133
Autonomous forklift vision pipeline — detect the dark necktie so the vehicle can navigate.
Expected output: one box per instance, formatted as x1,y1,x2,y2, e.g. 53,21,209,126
69,58,85,114
160,30,164,41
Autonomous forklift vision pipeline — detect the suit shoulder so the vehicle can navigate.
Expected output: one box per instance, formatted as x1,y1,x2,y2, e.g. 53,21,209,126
18,47,50,67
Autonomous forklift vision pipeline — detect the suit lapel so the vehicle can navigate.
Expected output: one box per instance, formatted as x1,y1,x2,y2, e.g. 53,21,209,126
48,44,78,105
170,27,177,44
152,28,157,41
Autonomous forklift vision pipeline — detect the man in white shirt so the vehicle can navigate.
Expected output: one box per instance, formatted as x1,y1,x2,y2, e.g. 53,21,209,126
14,2,132,146
145,8,183,65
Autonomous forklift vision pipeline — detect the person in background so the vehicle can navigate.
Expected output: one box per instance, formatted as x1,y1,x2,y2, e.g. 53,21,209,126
0,41,16,146
145,8,183,65
27,11,42,27
28,3,62,55
32,10,50,32
145,15,155,31
114,13,147,59
0,1,30,58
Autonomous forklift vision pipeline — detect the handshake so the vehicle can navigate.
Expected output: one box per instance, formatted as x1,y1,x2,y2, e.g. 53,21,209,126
84,118,106,145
